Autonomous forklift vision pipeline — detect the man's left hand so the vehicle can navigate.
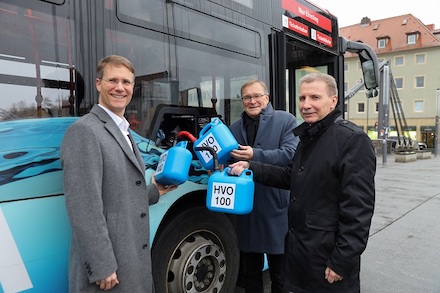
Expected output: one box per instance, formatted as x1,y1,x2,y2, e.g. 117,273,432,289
152,174,177,195
325,267,343,284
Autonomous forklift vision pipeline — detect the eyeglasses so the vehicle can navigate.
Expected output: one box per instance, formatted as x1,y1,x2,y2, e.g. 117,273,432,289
100,78,134,87
241,93,267,102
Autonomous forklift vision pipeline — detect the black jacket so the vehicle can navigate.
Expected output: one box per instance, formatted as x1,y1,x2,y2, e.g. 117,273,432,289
250,109,376,292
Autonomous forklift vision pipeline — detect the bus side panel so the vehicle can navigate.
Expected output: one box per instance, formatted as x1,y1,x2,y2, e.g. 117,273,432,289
0,197,70,293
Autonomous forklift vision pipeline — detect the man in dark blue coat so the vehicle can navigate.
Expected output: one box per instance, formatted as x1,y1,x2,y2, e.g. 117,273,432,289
229,79,298,293
229,73,376,292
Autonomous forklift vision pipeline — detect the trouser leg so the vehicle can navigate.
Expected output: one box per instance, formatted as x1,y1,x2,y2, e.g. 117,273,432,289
239,251,264,293
267,253,288,293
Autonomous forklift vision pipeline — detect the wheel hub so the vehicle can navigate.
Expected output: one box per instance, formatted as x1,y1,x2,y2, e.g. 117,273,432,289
167,234,226,292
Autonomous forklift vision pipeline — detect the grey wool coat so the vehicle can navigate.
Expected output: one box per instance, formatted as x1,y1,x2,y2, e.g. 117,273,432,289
229,103,298,254
61,105,159,292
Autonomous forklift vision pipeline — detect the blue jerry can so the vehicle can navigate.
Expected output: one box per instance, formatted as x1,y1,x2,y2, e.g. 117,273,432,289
155,141,192,185
193,118,238,170
206,167,255,214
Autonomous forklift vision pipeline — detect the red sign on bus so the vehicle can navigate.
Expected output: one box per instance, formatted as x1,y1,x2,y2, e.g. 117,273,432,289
281,0,332,33
312,29,333,47
282,15,309,37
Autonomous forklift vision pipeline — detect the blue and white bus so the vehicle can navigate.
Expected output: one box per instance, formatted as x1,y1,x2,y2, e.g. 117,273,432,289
0,0,378,292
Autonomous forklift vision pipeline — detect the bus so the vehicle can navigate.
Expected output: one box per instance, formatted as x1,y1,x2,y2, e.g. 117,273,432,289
0,0,379,292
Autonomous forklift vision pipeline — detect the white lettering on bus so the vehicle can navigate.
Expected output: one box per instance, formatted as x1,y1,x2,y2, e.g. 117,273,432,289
298,7,319,25
289,21,308,35
0,207,33,293
317,34,332,46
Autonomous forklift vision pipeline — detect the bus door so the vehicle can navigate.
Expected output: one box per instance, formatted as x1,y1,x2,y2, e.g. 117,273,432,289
270,30,342,124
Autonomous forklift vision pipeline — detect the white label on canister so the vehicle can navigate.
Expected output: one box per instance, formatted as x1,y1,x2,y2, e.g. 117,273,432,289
210,182,236,210
196,133,222,163
156,152,167,175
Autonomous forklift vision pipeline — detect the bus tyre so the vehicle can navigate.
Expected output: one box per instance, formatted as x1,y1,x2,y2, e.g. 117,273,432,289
152,206,239,293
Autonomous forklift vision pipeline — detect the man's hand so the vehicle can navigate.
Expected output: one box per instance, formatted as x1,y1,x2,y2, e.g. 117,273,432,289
325,267,343,284
95,272,119,291
230,144,253,160
152,174,177,196
228,161,250,176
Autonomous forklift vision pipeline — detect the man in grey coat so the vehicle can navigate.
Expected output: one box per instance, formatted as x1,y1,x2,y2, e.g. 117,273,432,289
229,79,298,293
61,55,174,292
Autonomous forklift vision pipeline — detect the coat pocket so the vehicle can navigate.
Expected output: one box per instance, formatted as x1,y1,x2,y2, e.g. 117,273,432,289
305,212,338,231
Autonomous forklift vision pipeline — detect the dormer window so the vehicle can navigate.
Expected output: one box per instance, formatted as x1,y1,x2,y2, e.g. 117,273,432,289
377,37,388,49
407,32,419,44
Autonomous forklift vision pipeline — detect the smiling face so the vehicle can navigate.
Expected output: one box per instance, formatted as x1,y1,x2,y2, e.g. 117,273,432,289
298,79,338,124
96,64,134,118
241,81,269,118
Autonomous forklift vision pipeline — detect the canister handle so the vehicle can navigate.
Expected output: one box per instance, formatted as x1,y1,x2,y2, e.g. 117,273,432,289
222,167,252,178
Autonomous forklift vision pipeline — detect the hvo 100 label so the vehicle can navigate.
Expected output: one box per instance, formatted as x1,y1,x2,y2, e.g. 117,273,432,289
210,182,236,210
196,133,222,163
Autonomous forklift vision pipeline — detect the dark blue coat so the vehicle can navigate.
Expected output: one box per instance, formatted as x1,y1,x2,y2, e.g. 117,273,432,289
229,103,298,254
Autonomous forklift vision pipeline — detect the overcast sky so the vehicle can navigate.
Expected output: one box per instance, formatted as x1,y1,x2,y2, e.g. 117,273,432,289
310,0,439,29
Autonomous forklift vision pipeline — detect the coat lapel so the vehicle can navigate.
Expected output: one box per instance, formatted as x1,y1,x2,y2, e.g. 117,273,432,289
253,103,274,145
128,132,146,175
90,105,145,175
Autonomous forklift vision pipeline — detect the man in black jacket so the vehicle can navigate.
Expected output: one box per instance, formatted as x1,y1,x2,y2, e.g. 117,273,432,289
229,72,376,292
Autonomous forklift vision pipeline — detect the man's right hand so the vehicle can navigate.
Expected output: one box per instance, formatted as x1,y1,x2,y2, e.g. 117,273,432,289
230,144,253,160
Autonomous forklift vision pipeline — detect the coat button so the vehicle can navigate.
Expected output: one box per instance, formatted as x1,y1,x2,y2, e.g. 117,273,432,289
141,212,147,218
143,244,148,249
299,166,304,172
136,180,142,186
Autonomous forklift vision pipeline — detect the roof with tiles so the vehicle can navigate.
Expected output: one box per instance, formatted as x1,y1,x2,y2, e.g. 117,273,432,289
339,14,440,57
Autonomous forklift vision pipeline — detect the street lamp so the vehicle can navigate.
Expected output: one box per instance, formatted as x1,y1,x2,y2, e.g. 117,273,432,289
435,89,439,157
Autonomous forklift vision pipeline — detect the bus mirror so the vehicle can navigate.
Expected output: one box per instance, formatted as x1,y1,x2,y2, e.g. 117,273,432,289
361,60,379,97
339,37,379,97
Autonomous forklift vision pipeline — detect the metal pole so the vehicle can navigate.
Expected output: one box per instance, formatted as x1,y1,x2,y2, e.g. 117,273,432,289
434,89,439,157
435,115,439,157
381,65,390,164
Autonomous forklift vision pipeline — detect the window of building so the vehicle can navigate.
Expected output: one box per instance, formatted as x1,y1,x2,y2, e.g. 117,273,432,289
395,56,404,66
377,38,387,48
375,102,379,112
344,62,348,71
344,81,348,92
358,102,365,113
415,53,426,64
395,77,403,89
344,103,348,113
407,33,418,44
414,100,424,112
415,76,425,88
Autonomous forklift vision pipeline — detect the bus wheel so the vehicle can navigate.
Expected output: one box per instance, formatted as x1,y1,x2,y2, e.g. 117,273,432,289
152,206,239,293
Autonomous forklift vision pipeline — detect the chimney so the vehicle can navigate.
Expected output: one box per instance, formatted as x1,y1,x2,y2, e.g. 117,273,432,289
360,17,371,26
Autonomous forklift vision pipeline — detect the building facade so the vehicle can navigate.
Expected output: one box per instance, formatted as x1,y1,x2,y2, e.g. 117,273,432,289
340,14,440,147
